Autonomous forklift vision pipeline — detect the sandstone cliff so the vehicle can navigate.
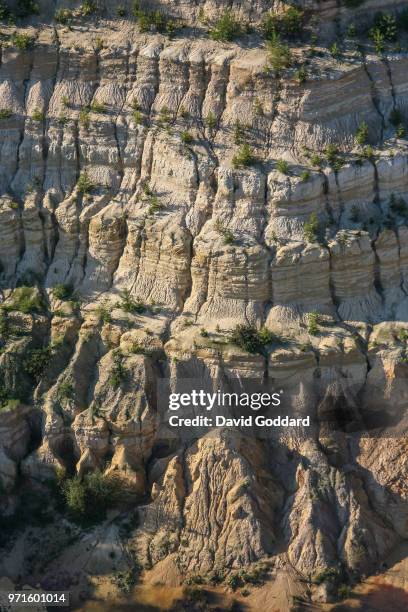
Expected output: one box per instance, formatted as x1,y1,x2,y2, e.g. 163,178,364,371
1,1,408,610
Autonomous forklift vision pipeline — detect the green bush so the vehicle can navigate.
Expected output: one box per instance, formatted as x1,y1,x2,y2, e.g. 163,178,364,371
372,12,397,41
2,286,44,314
81,0,97,17
226,573,243,591
0,398,20,413
130,342,146,355
262,6,304,39
132,109,142,125
96,302,112,323
325,143,340,166
209,10,242,41
90,100,106,113
304,212,320,243
0,108,12,119
232,143,256,168
24,346,53,380
148,194,164,214
55,8,73,24
52,283,73,300
267,33,292,72
133,1,175,35
307,311,319,335
181,130,193,145
301,170,310,182
109,349,126,389
229,324,275,354
118,289,146,314
296,65,307,84
32,108,44,122
356,121,369,145
276,159,289,174
205,112,217,130
222,229,235,245
57,381,74,400
77,171,94,194
11,32,33,50
61,471,120,523
79,107,90,129
314,567,342,585
329,42,340,58
359,144,374,161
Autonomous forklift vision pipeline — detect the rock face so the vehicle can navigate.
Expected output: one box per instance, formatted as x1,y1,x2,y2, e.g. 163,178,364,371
1,0,408,608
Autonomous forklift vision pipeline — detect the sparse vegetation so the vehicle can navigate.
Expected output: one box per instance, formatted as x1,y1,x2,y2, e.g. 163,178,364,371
2,286,44,314
314,566,343,586
301,170,310,182
0,108,12,120
118,289,146,314
55,8,73,24
267,33,292,72
307,311,319,335
359,144,375,161
24,346,53,380
262,6,304,39
90,101,106,114
57,381,74,401
303,212,320,243
205,111,217,130
329,42,341,59
209,10,242,41
79,107,90,129
77,171,94,194
295,65,307,84
80,0,97,17
11,32,33,51
61,471,120,524
276,159,289,175
215,220,235,245
229,324,275,354
181,130,193,145
232,143,256,168
96,302,112,324
356,121,369,145
52,283,73,301
114,567,141,594
133,1,176,35
109,349,126,389
31,108,44,122
130,342,146,355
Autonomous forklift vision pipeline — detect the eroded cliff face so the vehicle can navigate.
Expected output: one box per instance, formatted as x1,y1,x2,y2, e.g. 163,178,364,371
1,0,408,608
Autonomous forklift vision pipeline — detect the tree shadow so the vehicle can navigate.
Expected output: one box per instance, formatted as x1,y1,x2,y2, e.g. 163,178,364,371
332,583,408,611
